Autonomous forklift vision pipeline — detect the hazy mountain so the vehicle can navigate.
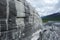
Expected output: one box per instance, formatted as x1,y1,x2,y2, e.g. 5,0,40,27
42,12,60,22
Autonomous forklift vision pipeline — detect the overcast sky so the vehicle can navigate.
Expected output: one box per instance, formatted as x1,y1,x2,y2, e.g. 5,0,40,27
26,0,60,17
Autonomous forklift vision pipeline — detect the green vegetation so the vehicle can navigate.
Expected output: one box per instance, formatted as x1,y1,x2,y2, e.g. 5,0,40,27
42,13,60,22
42,18,60,22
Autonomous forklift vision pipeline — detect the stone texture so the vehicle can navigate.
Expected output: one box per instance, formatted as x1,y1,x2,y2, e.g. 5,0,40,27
0,0,42,40
0,0,18,40
38,22,60,40
0,0,7,19
15,1,25,17
16,18,25,32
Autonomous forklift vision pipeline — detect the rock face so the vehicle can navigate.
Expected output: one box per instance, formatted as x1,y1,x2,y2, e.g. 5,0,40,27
0,0,42,40
0,0,18,40
38,22,60,40
42,30,59,40
15,0,42,40
0,0,7,19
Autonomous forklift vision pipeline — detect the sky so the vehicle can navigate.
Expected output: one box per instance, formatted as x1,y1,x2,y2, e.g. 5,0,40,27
26,0,60,17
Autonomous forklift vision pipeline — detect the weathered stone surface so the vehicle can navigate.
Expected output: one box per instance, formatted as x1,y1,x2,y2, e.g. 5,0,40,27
15,1,25,17
0,0,18,40
8,0,17,30
44,30,59,40
0,0,7,19
38,22,60,40
0,0,42,40
0,21,7,32
17,0,25,3
0,29,19,40
16,18,25,28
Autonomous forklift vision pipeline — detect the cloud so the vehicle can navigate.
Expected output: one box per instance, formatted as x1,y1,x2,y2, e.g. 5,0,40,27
27,0,60,16
43,0,58,4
